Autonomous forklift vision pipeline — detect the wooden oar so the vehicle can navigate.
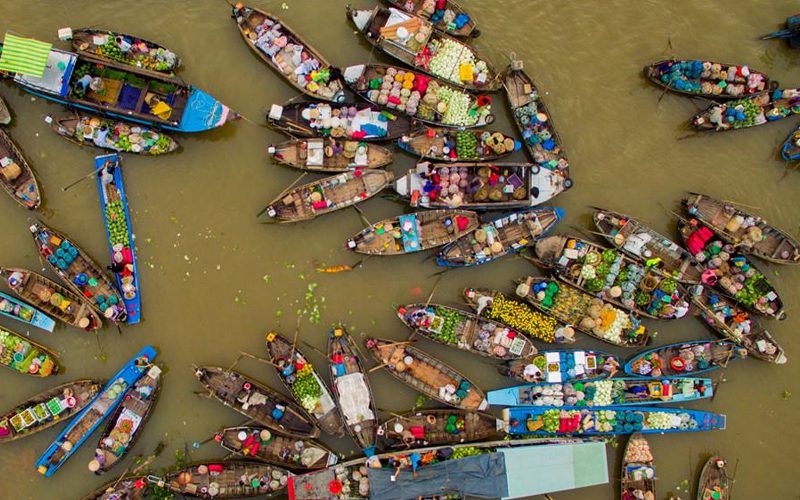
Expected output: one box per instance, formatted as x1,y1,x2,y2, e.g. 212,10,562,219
239,351,283,370
62,157,120,192
257,172,308,218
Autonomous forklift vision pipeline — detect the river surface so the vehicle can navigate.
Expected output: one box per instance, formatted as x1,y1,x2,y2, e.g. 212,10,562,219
0,0,799,498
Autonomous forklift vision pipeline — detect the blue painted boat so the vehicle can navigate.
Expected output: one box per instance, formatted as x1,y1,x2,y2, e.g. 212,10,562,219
624,339,744,378
502,406,726,436
34,345,157,477
781,125,800,161
762,14,800,48
94,154,141,324
0,291,56,332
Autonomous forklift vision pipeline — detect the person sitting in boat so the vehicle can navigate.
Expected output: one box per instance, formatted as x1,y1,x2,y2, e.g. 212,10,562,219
74,73,93,93
603,356,620,378
94,125,111,149
114,35,132,54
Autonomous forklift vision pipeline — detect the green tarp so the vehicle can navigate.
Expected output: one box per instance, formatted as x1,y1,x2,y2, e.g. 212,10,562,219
0,34,52,77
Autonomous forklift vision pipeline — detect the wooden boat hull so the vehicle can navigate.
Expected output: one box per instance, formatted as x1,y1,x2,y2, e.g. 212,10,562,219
71,29,181,75
378,409,504,450
0,96,10,124
0,128,40,209
0,325,60,377
621,433,656,500
696,456,730,500
643,59,770,100
624,340,744,377
165,460,292,498
269,139,393,173
384,0,477,37
0,290,56,332
499,349,621,384
692,89,800,131
81,475,150,500
219,426,338,470
48,113,179,155
398,127,518,162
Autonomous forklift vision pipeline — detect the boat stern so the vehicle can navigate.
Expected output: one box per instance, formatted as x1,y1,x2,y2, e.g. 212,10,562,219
343,64,366,85
477,397,489,411
178,88,237,133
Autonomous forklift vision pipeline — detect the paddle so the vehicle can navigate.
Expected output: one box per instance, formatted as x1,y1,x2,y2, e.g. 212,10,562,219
238,350,283,370
257,172,308,219
62,157,120,192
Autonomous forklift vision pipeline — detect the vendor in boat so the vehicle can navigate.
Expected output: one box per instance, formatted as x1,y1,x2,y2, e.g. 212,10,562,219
94,125,111,149
74,73,93,93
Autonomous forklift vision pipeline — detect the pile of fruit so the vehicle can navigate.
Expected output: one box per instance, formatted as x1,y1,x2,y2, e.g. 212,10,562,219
481,292,558,343
74,117,177,155
97,39,178,72
526,280,592,324
455,131,478,159
0,297,34,323
450,446,488,460
290,364,322,413
431,306,461,344
104,200,130,247
0,329,56,376
424,38,489,85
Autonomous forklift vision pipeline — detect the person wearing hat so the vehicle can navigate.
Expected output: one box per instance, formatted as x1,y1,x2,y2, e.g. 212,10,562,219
94,125,111,148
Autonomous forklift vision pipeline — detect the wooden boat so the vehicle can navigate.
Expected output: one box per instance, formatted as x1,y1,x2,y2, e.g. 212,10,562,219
693,286,787,364
383,0,477,38
266,100,414,142
0,127,40,209
621,433,656,500
531,235,691,320
0,325,59,377
0,95,9,124
81,475,151,500
268,138,393,173
347,209,479,256
378,409,504,450
762,13,800,48
232,5,345,102
396,303,538,360
692,88,800,131
684,192,800,264
643,59,770,99
91,365,162,474
396,163,567,210
30,221,128,323
95,154,141,324
781,124,800,160
624,340,744,377
193,366,319,439
0,290,56,332
264,331,344,437
347,5,499,92
364,337,489,411
48,112,179,155
696,456,730,500
0,380,101,443
438,207,563,267
218,426,338,470
516,276,650,348
34,345,157,477
593,207,703,284
499,349,620,384
343,63,495,128
327,326,378,453
398,127,518,162
71,29,180,75
260,168,393,223
0,267,102,331
164,460,292,498
678,218,785,319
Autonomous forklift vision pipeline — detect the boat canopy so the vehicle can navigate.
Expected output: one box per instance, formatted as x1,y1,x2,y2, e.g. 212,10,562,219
13,48,75,97
0,34,53,76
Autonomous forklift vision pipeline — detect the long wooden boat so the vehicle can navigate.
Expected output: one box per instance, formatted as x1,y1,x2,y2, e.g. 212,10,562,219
30,221,127,323
0,325,59,377
378,409,504,450
193,366,319,439
260,168,393,223
347,209,479,256
34,345,157,477
264,331,344,437
327,326,378,454
164,460,292,498
697,456,730,500
71,29,180,75
624,340,744,377
593,207,704,284
781,124,800,160
516,276,650,348
499,349,621,384
0,290,56,332
268,138,392,173
396,303,537,360
762,13,800,47
693,286,786,364
398,127,518,162
531,234,691,320
692,88,800,131
621,433,656,500
0,380,101,443
383,0,477,38
347,5,499,92
343,63,495,128
0,127,40,209
365,337,488,411
90,365,162,474
678,218,785,319
643,59,770,99
232,5,345,102
48,112,179,155
438,207,563,267
0,267,102,331
95,154,141,324
684,192,800,264
81,475,151,500
0,95,9,124
218,426,338,471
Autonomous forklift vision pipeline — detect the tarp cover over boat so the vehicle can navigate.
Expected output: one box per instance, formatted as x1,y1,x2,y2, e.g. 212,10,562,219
0,34,52,76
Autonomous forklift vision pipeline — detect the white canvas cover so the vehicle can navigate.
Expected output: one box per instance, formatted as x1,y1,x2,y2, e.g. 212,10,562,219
13,49,76,96
334,373,374,425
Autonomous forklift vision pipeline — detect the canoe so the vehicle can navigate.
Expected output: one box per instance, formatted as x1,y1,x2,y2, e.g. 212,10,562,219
91,365,162,474
684,192,800,264
71,29,180,75
0,325,59,377
0,267,102,331
47,113,179,155
0,290,56,332
692,88,800,131
30,221,128,323
347,209,479,256
396,303,538,360
81,475,151,500
164,460,292,498
377,409,504,450
516,277,650,348
488,377,713,407
95,154,141,324
621,433,656,500
498,349,621,384
643,59,770,99
502,406,726,436
396,163,567,210
343,63,495,128
327,326,378,454
266,100,414,142
260,168,393,223
0,380,102,443
193,366,319,439
505,59,572,195
593,207,704,284
781,124,800,160
531,234,691,320
693,287,787,364
365,337,489,411
0,127,40,209
678,218,785,319
268,138,393,173
263,331,344,437
232,5,345,102
34,345,157,477
762,13,800,48
347,5,499,92
0,96,9,124
697,456,730,500
398,127,519,162
383,0,477,38
218,426,338,471
624,339,744,377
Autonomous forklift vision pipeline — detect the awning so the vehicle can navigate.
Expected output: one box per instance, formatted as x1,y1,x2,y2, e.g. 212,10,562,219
0,34,52,77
